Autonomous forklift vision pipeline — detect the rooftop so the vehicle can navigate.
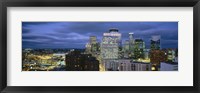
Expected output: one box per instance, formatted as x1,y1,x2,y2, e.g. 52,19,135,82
109,28,119,32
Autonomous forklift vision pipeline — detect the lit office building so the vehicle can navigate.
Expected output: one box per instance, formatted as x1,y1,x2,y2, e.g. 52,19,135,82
150,35,161,50
101,28,121,71
90,36,97,44
85,43,91,53
101,28,121,59
162,49,176,62
90,36,98,52
85,36,100,54
129,33,135,58
167,49,176,62
123,40,130,58
124,40,130,52
144,49,150,60
133,39,145,59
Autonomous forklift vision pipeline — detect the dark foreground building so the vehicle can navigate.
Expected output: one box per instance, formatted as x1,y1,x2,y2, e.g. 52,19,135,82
65,51,99,71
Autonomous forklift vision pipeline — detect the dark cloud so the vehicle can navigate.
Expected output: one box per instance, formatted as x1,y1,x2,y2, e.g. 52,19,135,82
22,22,178,49
22,27,31,34
22,22,55,27
161,40,178,48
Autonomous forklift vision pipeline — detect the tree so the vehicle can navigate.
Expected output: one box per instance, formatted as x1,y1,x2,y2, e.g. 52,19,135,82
150,50,167,66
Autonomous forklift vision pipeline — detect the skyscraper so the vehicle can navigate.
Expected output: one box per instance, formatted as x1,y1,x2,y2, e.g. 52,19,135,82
129,33,135,58
134,39,145,59
151,35,161,50
101,28,121,71
90,36,97,44
123,40,130,58
85,36,99,54
85,43,91,53
89,36,98,52
101,28,121,59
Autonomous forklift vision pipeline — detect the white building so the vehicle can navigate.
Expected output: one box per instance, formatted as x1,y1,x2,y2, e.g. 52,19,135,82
119,61,152,71
160,62,178,71
101,28,121,60
101,28,122,71
130,62,151,71
103,59,119,71
118,59,131,71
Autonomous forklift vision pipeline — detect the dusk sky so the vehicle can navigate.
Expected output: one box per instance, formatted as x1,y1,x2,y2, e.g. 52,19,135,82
22,22,178,49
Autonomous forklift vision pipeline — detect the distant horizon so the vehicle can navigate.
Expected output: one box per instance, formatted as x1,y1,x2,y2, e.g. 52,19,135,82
22,22,178,49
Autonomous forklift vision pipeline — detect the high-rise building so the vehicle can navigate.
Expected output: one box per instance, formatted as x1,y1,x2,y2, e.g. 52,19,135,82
123,40,130,58
90,36,97,44
134,39,145,59
90,36,98,52
129,33,135,58
101,28,121,59
85,36,99,54
124,40,130,52
144,49,150,60
129,33,134,49
150,35,161,50
85,43,91,53
101,28,121,71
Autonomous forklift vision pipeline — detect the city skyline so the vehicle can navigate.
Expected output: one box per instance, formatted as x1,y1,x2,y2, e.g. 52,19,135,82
22,22,178,49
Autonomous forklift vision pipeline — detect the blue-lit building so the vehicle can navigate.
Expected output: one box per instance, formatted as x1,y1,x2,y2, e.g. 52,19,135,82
150,35,161,50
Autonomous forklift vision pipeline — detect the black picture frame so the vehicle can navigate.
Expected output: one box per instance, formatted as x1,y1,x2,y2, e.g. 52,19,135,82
0,0,200,93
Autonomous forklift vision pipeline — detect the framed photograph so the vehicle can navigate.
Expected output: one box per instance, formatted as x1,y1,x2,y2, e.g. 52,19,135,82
0,0,199,93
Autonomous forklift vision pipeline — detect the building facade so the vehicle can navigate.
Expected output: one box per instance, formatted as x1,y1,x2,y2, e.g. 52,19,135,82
160,62,178,71
101,28,122,71
150,35,161,50
123,40,130,58
129,33,135,58
90,36,98,52
65,51,99,71
101,28,121,59
134,39,145,59
118,60,151,71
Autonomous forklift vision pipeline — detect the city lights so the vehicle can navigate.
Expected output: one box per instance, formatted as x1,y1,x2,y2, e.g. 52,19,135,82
22,22,178,71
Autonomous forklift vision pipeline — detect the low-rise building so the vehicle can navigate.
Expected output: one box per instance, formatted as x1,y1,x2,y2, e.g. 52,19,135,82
160,62,178,71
